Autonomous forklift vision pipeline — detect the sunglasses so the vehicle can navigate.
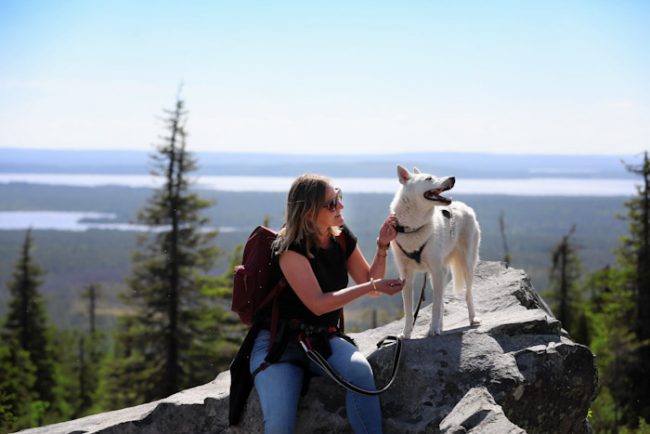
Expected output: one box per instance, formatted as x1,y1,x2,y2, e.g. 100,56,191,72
322,188,343,212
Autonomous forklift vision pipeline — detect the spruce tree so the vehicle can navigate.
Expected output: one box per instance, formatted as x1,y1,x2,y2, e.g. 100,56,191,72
0,343,36,432
82,284,100,339
621,151,650,424
79,283,103,414
544,225,585,340
587,151,650,430
622,151,650,338
109,95,220,406
499,211,512,267
584,266,639,430
1,229,57,411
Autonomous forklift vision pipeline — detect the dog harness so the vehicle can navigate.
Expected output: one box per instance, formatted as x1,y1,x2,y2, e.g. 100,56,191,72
396,240,428,264
395,209,453,263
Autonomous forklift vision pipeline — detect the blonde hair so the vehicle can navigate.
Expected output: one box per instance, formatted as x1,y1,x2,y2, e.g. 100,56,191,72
273,174,341,258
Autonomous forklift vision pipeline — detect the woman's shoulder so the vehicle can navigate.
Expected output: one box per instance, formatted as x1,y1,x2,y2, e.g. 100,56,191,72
287,242,307,255
340,224,357,239
338,225,357,257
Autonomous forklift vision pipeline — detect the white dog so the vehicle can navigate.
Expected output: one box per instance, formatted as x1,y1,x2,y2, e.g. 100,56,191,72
390,165,481,338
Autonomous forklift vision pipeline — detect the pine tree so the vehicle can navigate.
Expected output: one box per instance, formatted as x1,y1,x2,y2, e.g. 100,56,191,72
585,266,639,431
622,151,650,338
544,225,585,340
621,151,650,423
587,151,650,431
52,330,85,420
1,229,57,413
499,211,512,267
78,283,103,415
0,342,36,432
83,284,100,339
108,95,220,407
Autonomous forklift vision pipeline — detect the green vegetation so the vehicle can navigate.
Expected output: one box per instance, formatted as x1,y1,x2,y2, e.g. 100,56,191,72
1,230,62,430
554,152,650,433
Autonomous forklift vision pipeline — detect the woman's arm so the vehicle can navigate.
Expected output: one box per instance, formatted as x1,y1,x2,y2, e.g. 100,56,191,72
348,213,397,284
279,250,403,316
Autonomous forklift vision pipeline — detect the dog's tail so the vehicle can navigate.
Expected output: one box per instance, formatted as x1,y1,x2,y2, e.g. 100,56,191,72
449,258,467,294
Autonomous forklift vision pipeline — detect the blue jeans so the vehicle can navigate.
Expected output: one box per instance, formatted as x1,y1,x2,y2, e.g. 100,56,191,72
250,329,383,434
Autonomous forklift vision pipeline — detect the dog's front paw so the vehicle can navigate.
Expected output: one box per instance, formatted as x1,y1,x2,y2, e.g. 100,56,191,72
470,317,482,327
400,327,413,339
427,327,442,337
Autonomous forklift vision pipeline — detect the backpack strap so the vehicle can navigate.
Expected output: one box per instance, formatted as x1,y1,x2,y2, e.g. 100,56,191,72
269,284,283,345
336,233,346,332
257,278,287,343
334,229,348,332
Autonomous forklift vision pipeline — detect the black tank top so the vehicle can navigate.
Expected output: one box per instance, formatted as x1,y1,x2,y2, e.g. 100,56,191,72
268,225,357,327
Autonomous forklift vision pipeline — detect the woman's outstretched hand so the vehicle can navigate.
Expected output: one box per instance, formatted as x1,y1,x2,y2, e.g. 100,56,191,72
369,278,405,297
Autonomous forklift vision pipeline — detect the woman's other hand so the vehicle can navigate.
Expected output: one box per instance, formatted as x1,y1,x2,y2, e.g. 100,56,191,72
377,213,398,247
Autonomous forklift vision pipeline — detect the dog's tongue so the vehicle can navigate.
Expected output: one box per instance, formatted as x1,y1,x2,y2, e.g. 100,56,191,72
425,189,452,204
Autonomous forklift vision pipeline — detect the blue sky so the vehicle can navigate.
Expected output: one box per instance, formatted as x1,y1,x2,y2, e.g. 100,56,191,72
1,1,649,155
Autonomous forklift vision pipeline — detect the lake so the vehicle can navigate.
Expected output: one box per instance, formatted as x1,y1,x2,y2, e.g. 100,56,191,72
0,210,239,232
0,173,638,196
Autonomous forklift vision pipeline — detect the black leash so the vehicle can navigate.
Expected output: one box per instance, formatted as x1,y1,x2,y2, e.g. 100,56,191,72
298,335,403,396
412,273,427,326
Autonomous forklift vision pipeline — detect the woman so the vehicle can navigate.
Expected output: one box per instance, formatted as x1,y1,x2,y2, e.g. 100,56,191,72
250,173,404,434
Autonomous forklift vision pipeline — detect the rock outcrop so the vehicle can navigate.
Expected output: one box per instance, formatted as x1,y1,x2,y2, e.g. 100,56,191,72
17,261,598,434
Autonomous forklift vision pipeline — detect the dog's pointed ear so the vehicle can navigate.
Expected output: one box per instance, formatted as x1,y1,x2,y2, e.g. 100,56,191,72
413,167,421,174
397,165,411,184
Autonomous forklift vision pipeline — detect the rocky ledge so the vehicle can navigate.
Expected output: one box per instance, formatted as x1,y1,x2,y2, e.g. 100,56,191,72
17,261,598,434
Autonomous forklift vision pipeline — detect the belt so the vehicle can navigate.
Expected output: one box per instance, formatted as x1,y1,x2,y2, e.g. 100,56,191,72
288,319,339,336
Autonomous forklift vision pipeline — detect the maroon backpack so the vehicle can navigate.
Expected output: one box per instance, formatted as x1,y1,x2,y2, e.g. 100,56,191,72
232,226,286,330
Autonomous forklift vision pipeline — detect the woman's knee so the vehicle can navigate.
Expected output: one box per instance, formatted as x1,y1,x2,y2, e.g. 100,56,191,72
346,351,375,385
328,338,375,384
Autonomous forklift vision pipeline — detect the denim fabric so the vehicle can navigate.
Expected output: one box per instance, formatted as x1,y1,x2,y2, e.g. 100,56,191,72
250,329,383,434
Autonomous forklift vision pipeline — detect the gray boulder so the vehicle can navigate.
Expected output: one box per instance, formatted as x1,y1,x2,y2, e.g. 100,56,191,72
439,386,525,434
16,261,598,434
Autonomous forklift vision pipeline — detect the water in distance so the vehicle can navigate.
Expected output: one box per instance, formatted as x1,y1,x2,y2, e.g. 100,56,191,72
0,173,638,196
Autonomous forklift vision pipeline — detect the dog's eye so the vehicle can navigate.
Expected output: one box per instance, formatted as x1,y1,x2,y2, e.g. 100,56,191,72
425,176,432,181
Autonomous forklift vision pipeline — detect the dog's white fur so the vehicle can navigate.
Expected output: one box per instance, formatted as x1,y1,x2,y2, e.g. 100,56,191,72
390,165,481,338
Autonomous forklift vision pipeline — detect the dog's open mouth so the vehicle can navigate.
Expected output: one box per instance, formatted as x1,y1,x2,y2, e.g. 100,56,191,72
424,189,452,204
424,179,454,205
